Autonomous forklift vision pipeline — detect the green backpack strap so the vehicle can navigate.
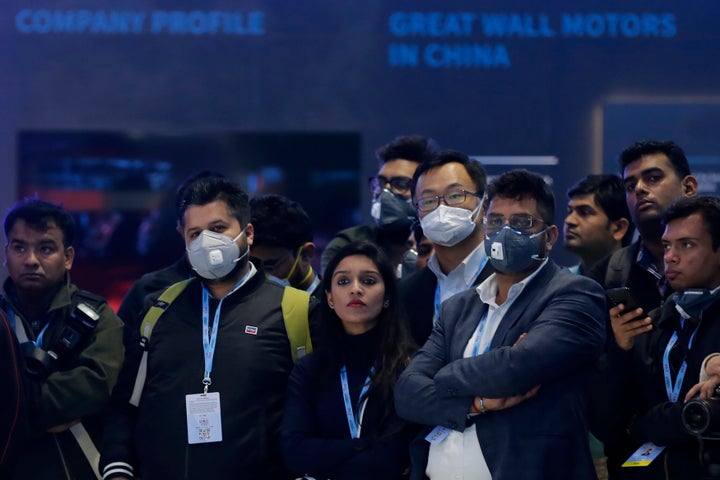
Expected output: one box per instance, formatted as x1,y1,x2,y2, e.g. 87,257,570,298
281,286,313,363
130,278,193,406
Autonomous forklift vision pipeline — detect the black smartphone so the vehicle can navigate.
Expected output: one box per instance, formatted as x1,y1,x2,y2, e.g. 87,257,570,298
606,287,641,315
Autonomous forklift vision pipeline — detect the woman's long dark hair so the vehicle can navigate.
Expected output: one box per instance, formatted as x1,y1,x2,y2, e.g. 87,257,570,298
319,241,415,424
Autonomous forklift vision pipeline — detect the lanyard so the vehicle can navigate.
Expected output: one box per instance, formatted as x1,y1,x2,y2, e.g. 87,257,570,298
340,365,375,438
200,269,253,393
8,308,51,347
433,256,488,325
662,319,700,402
471,310,492,357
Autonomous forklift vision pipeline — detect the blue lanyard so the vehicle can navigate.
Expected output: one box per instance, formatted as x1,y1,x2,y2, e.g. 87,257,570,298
200,270,252,393
433,256,488,325
340,365,375,438
8,308,51,347
662,319,700,402
471,310,492,357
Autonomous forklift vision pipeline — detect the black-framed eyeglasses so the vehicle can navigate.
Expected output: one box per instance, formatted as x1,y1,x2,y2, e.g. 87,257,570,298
483,213,546,232
368,175,412,195
415,190,478,212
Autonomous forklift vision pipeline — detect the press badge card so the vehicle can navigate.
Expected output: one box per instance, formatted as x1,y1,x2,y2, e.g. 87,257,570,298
622,442,665,467
186,392,223,444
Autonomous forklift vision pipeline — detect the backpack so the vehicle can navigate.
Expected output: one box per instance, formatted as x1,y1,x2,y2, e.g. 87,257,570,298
604,245,635,289
129,279,313,406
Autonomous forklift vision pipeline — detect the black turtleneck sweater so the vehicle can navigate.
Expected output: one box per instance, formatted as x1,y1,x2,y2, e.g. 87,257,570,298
281,326,412,479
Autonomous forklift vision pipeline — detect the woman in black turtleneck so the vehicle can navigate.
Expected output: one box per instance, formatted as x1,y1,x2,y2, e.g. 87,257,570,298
281,241,416,480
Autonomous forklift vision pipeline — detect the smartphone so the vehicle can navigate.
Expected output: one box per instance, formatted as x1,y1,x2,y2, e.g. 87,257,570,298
606,287,641,315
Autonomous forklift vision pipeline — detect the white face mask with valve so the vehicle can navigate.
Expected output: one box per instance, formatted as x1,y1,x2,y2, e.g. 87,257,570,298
186,229,248,279
420,203,481,247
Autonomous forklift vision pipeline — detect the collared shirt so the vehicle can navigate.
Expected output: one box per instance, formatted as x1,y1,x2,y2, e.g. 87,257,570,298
636,242,667,297
426,259,549,480
427,243,487,327
427,242,487,304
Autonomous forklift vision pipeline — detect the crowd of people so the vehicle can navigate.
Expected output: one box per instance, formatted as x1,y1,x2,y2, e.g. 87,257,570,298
2,137,720,480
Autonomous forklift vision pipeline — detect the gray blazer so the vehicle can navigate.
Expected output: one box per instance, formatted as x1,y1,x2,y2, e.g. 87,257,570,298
395,260,606,480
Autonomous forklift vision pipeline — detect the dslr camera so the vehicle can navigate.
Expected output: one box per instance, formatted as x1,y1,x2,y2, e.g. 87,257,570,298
684,387,720,438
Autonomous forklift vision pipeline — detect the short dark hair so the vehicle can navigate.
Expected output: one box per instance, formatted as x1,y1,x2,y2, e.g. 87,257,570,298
567,174,635,246
411,150,487,201
618,140,691,178
375,134,439,166
484,169,555,226
664,195,720,251
4,198,76,247
250,194,313,251
176,173,250,228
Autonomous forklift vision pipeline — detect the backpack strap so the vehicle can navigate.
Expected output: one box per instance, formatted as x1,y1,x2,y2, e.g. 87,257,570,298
130,278,193,407
604,246,635,289
281,286,313,363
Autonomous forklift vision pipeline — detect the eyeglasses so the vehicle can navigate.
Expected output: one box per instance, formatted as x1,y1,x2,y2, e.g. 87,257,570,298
483,213,546,232
369,175,413,195
415,190,478,212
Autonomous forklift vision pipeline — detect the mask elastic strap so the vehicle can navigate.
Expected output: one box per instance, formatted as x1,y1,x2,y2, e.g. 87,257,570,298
285,245,307,283
530,227,549,260
232,228,248,265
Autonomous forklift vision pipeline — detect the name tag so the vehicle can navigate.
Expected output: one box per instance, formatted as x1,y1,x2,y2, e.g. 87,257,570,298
425,425,451,445
622,442,665,467
185,392,223,444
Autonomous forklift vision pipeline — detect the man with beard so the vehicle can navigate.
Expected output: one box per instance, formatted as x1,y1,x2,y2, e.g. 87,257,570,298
101,174,317,479
589,140,697,318
587,140,698,478
395,170,606,479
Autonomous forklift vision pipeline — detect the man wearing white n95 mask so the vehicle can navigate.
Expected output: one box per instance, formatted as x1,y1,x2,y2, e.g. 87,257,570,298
101,174,318,480
399,150,494,347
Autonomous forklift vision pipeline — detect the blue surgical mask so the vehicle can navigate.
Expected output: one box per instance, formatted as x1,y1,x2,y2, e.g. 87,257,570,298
485,225,546,274
673,288,720,320
370,188,417,232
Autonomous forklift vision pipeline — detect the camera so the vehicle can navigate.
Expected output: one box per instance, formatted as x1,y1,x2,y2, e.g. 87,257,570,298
683,395,720,437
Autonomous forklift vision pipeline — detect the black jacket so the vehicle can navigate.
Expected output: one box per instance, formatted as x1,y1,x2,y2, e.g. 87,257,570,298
592,296,720,479
101,264,318,479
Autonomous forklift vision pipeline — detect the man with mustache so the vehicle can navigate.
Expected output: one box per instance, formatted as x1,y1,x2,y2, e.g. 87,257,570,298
588,140,698,478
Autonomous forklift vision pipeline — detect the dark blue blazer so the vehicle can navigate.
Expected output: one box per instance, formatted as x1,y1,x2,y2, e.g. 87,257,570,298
394,260,606,480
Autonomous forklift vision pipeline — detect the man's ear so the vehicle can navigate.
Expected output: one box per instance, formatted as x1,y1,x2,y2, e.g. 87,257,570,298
682,175,699,197
176,221,184,238
244,223,254,247
545,225,559,253
610,218,630,242
64,246,75,271
299,242,316,262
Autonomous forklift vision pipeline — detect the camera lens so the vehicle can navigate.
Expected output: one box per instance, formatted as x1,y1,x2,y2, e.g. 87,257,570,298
683,400,712,435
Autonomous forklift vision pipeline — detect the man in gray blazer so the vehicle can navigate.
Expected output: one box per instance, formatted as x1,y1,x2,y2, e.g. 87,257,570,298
395,169,606,480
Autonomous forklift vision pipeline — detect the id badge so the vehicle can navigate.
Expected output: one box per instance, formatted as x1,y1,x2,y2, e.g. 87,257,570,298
185,392,223,444
622,442,665,467
425,425,451,445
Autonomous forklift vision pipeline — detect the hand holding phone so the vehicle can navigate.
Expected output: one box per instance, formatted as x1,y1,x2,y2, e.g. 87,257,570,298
606,287,641,316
